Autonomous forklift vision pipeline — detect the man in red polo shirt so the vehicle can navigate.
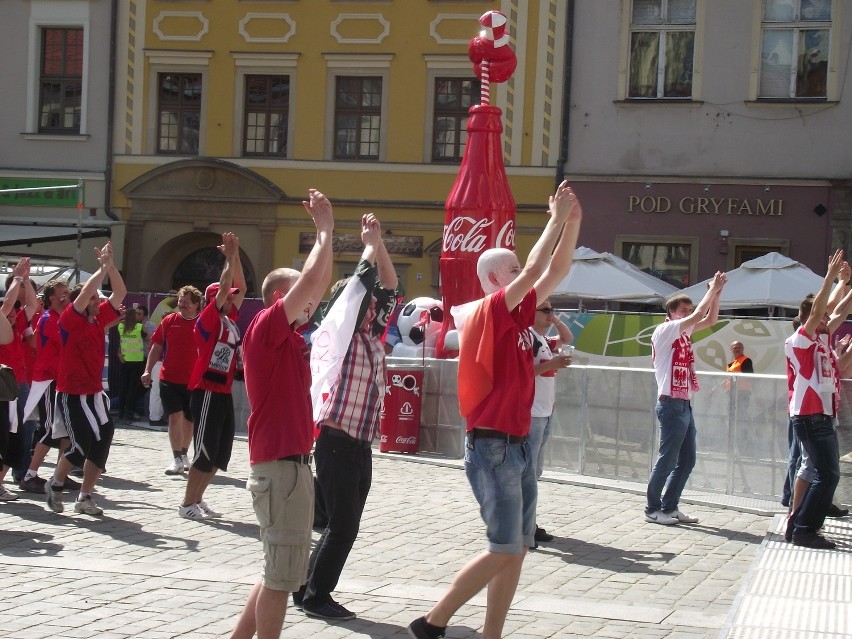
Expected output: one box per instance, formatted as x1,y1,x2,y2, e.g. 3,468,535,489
45,242,126,516
142,285,202,475
179,232,245,519
231,188,334,639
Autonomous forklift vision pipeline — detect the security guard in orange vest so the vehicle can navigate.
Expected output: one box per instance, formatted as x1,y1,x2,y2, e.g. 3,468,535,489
727,341,753,374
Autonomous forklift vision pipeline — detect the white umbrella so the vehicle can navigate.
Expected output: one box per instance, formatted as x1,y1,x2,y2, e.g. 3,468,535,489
30,266,94,289
551,246,679,304
678,252,823,310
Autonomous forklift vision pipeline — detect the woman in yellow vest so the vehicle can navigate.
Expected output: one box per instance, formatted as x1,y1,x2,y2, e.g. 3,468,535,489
116,304,147,422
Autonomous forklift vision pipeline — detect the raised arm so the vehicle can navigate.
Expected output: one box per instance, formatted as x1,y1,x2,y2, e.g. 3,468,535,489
230,235,247,310
0,313,12,345
214,233,239,310
804,249,844,337
501,182,580,311
693,276,725,331
532,182,583,305
1,257,29,317
361,214,398,291
73,242,115,314
283,189,334,322
828,279,852,333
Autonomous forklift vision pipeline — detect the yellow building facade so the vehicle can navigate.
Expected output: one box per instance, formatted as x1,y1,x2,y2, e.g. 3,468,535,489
111,0,568,297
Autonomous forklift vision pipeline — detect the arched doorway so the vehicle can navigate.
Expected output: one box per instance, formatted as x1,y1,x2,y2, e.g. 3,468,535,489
172,245,256,293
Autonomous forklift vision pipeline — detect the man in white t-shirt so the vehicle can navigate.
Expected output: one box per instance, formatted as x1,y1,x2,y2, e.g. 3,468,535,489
645,272,726,526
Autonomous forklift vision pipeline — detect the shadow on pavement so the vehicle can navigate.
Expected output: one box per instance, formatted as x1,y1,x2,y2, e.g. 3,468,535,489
535,537,677,575
0,529,63,557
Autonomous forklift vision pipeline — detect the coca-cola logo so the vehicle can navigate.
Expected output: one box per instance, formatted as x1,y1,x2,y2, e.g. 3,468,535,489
380,434,388,443
395,436,417,445
443,217,514,254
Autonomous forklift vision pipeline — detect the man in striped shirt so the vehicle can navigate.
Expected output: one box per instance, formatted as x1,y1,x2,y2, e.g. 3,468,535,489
295,213,397,622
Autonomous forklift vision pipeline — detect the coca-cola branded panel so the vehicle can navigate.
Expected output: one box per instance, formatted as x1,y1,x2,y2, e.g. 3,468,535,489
379,368,423,453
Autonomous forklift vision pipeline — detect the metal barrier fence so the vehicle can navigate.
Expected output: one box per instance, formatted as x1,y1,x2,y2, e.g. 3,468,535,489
411,358,852,504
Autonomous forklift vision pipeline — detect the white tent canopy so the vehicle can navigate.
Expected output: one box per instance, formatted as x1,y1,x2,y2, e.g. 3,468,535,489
550,246,679,304
678,252,823,310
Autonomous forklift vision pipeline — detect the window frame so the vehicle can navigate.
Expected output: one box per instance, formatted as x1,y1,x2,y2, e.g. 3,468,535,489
24,2,91,138
242,74,291,158
615,235,699,288
332,75,383,161
755,0,835,100
323,54,392,162
156,72,203,156
144,50,211,156
232,53,298,160
430,76,481,163
618,0,704,102
37,27,85,134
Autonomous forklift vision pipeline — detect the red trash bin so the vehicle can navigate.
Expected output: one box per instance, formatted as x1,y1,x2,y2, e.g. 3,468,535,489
379,368,423,453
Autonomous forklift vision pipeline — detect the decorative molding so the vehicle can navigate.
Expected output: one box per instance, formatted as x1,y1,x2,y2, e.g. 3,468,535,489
143,49,214,66
330,13,390,44
152,11,209,42
238,13,296,44
300,232,423,257
429,14,481,45
231,52,300,68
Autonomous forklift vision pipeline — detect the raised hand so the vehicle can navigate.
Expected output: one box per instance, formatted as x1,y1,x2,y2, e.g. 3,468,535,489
11,257,30,279
361,213,381,246
95,242,114,270
548,181,581,224
303,188,333,234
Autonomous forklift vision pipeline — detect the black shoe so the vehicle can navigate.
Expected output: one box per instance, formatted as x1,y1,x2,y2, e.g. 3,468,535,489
69,467,84,478
148,418,168,427
302,598,355,621
19,476,47,494
292,587,305,609
534,526,554,542
784,515,795,543
62,476,81,491
792,532,836,549
826,503,849,518
407,616,446,639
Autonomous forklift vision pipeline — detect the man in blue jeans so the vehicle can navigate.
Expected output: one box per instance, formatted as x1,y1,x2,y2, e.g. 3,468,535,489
784,249,845,549
645,272,726,526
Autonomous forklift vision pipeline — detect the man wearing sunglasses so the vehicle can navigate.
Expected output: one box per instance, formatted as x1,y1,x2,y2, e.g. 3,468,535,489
409,181,582,639
528,300,573,546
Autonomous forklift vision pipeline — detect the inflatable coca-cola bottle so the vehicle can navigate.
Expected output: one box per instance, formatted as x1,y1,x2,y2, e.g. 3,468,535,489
436,11,518,358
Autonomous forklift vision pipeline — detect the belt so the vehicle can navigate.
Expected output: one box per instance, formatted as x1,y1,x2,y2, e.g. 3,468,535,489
658,395,689,403
320,425,372,449
278,454,312,465
469,428,526,444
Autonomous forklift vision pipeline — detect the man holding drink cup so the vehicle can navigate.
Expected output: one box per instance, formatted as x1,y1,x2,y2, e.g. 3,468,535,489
528,298,573,544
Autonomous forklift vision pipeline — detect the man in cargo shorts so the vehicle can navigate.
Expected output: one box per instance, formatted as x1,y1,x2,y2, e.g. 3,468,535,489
230,189,334,639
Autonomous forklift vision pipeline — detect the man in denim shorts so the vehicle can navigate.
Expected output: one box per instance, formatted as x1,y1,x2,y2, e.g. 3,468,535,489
230,188,334,639
408,181,582,639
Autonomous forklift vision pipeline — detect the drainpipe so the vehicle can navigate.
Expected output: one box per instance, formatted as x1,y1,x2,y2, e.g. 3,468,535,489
102,0,119,221
556,0,575,186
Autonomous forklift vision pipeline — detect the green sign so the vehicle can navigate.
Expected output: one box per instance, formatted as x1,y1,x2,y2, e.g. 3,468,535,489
0,178,82,207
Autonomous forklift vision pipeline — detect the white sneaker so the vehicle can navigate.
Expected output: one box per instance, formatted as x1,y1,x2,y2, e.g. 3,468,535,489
164,458,184,475
645,510,678,525
181,455,191,471
178,503,209,519
0,486,18,501
198,500,222,518
668,509,699,523
74,495,103,516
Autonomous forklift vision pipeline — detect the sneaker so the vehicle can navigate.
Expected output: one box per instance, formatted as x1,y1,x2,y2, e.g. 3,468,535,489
182,455,191,472
645,510,678,525
69,467,84,478
534,525,554,542
0,486,18,501
792,532,836,549
62,476,81,491
408,616,446,639
74,495,103,516
178,503,209,519
198,500,222,518
164,458,184,476
46,482,64,513
667,509,699,524
302,599,356,621
148,418,168,427
826,503,849,518
19,476,47,494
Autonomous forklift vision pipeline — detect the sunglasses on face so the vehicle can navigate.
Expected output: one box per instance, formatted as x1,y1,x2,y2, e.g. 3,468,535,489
536,307,554,314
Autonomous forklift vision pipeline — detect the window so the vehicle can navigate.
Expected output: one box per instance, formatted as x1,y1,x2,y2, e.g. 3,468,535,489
628,0,696,99
334,76,382,160
759,0,831,99
157,73,201,155
621,239,695,287
243,75,289,157
38,28,83,133
432,77,480,162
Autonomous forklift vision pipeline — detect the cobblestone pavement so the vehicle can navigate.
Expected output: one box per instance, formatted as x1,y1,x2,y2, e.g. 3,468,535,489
0,426,775,638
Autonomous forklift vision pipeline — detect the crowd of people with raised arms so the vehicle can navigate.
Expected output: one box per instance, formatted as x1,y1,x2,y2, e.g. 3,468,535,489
0,182,848,639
